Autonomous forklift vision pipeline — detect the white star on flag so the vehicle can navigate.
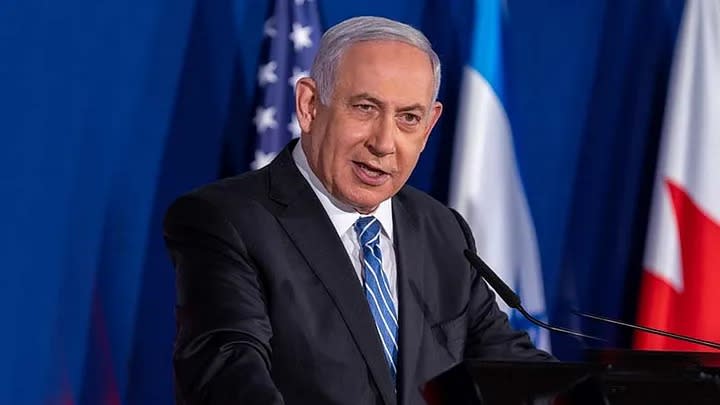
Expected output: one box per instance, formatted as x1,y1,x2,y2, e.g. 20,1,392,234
289,23,313,51
264,17,277,38
253,106,278,133
258,61,278,86
249,0,320,173
251,150,277,170
288,67,309,89
288,114,302,138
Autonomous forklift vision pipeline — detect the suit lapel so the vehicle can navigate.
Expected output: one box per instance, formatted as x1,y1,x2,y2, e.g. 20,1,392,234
393,194,426,404
268,144,396,405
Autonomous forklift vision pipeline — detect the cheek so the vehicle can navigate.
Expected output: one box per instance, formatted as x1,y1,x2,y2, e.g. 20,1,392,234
316,135,357,187
397,139,426,168
325,124,367,161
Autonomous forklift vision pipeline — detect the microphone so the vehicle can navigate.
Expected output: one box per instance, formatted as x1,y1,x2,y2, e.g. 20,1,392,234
572,310,720,350
463,249,604,343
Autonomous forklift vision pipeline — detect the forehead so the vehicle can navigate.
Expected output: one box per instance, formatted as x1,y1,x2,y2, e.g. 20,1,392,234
333,40,435,104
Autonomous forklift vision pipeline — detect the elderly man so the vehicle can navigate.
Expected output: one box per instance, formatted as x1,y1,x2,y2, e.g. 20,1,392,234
164,15,551,405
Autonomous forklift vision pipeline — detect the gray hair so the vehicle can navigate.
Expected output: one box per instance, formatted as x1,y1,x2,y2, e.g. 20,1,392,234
310,16,441,105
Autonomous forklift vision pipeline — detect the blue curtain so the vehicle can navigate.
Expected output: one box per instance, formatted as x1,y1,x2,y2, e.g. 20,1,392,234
0,0,685,403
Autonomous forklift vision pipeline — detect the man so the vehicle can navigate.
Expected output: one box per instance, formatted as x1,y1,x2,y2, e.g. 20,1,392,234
164,16,552,405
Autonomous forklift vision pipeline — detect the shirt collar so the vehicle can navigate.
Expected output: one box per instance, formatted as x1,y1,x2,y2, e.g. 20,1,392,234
292,141,394,240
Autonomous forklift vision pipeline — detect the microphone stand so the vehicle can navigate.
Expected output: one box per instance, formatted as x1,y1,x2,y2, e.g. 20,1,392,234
573,310,720,350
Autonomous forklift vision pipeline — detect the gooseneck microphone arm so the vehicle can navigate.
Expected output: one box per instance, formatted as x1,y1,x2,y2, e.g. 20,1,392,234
463,249,605,343
573,310,720,350
451,206,720,350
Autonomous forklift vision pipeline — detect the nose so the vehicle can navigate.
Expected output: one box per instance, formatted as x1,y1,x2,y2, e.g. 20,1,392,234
367,114,396,157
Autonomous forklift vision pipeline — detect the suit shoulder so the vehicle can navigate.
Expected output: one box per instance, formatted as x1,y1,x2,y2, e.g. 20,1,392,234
178,167,269,209
395,185,470,245
396,185,454,218
164,167,273,229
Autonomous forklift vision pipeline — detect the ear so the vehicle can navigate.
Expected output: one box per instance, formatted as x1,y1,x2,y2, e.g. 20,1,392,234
295,77,318,134
420,101,443,150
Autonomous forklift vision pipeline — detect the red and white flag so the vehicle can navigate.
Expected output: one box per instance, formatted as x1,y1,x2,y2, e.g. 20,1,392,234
635,0,720,351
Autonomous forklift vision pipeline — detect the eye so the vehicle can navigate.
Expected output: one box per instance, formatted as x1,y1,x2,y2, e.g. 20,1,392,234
353,103,375,112
399,113,421,125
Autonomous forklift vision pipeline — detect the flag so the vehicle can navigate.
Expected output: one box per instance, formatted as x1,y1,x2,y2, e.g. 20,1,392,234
449,0,550,351
251,0,321,169
635,0,720,351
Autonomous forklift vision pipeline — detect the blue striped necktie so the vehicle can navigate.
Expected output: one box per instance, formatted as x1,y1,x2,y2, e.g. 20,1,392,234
354,216,398,384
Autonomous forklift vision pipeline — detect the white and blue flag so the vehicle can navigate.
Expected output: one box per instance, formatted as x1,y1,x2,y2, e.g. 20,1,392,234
252,0,321,169
449,0,551,351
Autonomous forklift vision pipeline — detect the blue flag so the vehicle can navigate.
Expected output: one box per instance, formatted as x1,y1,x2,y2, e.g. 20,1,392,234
251,0,321,169
449,0,550,351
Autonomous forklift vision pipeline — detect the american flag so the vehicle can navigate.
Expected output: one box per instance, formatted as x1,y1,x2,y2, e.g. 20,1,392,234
251,0,322,169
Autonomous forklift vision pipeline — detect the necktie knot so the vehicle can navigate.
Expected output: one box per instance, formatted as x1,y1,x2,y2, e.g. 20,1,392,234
354,216,382,247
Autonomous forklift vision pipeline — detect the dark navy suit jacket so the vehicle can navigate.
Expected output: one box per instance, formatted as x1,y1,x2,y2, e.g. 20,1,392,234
163,140,552,405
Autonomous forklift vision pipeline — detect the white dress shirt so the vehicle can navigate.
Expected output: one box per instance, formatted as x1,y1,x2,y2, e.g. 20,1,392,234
292,142,398,310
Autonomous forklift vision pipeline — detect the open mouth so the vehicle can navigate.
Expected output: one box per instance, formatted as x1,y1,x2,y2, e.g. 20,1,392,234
352,161,390,185
356,161,387,175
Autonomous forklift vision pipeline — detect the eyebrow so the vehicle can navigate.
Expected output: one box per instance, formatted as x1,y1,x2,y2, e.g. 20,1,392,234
348,93,426,114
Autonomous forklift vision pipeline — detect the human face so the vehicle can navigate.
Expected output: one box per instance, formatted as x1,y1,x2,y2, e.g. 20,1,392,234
295,40,442,214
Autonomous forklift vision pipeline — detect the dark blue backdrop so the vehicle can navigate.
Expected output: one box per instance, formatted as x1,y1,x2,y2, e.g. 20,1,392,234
0,0,684,404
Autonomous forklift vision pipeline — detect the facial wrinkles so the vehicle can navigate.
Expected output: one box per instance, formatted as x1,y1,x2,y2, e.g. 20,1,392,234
318,133,339,193
301,40,439,214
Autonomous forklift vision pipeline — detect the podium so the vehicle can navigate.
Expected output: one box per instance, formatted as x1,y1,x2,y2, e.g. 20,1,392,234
426,350,720,404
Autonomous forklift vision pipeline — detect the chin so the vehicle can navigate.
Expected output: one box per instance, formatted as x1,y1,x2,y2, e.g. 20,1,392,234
335,178,395,212
347,193,389,213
